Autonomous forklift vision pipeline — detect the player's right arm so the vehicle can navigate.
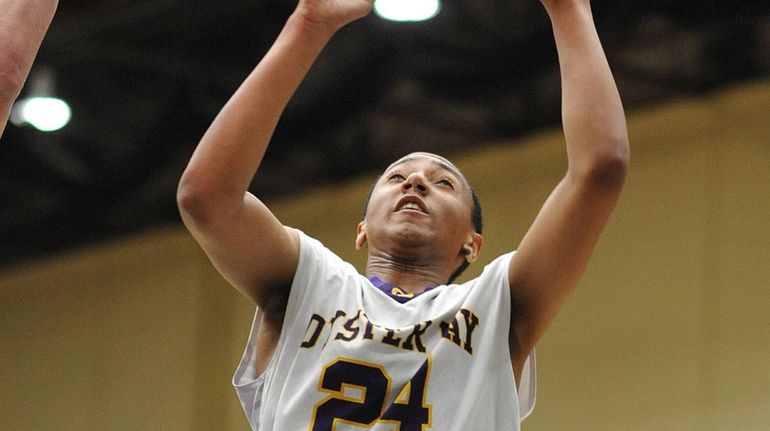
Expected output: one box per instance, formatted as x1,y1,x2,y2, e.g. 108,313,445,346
177,0,372,319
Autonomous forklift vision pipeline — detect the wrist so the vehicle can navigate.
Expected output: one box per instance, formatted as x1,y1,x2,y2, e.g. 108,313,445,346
542,0,592,20
543,1,596,37
286,10,340,42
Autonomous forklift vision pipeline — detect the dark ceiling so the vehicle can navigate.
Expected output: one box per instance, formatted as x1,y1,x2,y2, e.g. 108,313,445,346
2,0,769,268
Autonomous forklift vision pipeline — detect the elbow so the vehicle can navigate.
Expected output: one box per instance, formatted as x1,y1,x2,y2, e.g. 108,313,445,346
176,174,222,228
574,138,630,189
595,147,629,188
177,163,246,229
177,180,206,227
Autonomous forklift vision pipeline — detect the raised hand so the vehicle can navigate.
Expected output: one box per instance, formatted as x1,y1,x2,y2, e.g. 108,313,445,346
537,0,590,14
294,0,374,32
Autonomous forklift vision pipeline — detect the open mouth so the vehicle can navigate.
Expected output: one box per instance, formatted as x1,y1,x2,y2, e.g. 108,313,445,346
395,196,428,214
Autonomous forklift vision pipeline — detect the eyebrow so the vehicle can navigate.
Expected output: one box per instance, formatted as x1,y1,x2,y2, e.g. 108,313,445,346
385,156,468,187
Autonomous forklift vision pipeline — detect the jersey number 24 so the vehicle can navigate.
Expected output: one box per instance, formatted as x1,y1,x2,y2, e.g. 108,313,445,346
311,357,432,430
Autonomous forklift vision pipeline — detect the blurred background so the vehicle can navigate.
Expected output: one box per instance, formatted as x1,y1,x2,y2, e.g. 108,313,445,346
1,0,769,430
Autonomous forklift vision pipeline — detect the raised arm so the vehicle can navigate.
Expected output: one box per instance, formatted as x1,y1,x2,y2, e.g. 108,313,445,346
0,0,58,136
177,0,372,317
508,0,630,376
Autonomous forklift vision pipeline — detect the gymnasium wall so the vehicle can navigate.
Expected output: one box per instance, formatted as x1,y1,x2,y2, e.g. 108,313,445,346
1,81,768,430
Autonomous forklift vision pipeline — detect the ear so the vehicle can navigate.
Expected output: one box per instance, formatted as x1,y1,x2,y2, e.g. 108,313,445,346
355,221,368,250
463,232,483,263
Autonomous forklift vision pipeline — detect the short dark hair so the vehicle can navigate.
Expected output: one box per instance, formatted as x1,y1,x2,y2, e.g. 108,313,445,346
362,175,483,284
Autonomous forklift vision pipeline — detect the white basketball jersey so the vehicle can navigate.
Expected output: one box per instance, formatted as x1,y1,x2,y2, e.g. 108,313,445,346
233,231,536,430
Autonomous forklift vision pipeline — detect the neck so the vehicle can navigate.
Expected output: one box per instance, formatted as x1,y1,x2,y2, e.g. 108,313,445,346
366,254,448,294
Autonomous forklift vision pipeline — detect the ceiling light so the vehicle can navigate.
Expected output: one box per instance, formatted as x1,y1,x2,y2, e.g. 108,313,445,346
374,0,440,22
11,97,71,132
10,66,71,132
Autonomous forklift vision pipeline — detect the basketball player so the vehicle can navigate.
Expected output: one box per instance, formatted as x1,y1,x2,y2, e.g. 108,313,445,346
178,0,629,429
0,0,59,136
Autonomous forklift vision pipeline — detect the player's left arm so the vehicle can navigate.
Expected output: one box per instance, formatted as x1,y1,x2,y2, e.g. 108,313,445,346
508,0,630,381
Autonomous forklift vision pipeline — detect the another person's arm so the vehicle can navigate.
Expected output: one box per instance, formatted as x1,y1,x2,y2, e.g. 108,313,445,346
177,0,372,319
0,0,58,136
508,0,630,379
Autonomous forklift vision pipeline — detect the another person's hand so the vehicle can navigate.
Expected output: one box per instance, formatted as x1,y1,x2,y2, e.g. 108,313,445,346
0,0,59,136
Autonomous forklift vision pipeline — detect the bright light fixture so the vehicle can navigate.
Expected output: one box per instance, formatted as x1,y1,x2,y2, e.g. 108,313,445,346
9,66,72,132
11,96,72,132
374,0,440,22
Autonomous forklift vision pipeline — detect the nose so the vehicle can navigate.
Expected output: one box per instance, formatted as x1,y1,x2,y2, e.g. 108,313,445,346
402,172,428,193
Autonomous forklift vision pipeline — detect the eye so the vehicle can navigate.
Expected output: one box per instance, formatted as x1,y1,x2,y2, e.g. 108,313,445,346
386,172,405,181
436,178,455,189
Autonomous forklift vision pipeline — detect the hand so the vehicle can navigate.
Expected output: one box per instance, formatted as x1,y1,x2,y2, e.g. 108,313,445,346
538,0,589,6
538,0,590,14
295,0,374,32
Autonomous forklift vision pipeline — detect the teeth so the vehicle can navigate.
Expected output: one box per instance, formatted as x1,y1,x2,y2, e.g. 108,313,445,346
401,202,422,211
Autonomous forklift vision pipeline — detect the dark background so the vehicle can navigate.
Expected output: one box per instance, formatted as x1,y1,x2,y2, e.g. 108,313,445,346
2,0,769,268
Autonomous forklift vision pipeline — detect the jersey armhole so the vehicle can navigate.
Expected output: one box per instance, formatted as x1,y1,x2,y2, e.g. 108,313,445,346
232,229,315,427
232,308,267,387
497,250,537,421
518,349,537,421
231,308,268,429
233,229,315,385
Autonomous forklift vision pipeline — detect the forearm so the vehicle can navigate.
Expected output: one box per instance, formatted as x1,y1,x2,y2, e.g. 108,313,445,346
178,14,336,215
545,1,629,180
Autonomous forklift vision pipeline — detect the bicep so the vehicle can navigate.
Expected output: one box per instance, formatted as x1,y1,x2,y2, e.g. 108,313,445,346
181,191,299,313
508,171,624,359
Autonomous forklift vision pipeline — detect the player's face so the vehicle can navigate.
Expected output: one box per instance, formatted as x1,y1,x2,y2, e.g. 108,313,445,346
359,152,476,259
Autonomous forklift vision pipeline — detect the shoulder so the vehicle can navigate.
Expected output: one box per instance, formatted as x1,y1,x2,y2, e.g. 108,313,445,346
293,229,353,269
291,229,363,290
464,251,516,287
449,251,517,313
